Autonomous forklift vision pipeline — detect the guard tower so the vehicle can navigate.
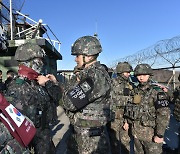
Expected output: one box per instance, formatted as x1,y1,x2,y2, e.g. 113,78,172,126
0,0,62,80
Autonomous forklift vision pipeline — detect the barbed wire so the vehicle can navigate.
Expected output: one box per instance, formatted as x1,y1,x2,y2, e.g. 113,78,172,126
109,35,180,69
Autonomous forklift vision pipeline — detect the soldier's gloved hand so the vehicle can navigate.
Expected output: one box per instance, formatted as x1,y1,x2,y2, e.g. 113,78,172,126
153,136,164,143
123,122,129,131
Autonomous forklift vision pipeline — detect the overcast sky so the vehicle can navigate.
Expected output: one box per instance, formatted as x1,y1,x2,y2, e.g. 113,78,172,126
21,0,180,70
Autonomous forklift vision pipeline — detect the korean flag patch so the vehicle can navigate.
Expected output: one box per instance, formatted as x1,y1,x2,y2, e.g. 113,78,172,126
5,104,25,127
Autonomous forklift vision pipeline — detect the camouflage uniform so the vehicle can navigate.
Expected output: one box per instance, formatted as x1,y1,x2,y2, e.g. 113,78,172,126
0,24,8,51
0,123,30,154
63,36,112,154
173,75,180,122
173,75,180,154
109,62,133,154
124,64,170,154
4,42,61,154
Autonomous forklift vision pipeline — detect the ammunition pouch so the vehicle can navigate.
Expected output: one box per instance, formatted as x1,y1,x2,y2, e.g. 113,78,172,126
124,103,156,127
124,103,141,120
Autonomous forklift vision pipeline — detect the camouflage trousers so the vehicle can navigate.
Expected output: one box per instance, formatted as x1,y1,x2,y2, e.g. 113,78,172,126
108,119,131,154
66,125,111,154
134,137,163,154
30,128,55,154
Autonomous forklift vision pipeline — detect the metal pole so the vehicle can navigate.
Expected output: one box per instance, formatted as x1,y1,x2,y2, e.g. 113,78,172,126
16,11,38,24
9,0,13,40
173,68,176,90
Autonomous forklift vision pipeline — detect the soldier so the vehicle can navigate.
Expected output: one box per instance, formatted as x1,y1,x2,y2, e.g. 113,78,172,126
109,62,133,154
4,70,15,90
173,74,180,122
5,42,61,154
173,74,180,154
124,64,170,154
62,35,112,154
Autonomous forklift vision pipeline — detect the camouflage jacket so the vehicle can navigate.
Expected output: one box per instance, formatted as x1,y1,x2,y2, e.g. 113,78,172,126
63,61,111,127
173,86,180,121
110,75,133,123
4,77,61,129
124,81,170,139
111,76,133,108
0,123,29,153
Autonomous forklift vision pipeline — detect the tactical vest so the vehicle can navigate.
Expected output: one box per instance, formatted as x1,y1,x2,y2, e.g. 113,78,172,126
111,77,133,108
124,87,156,127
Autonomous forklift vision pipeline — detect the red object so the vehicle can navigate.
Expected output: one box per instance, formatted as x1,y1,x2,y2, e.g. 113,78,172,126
0,93,36,147
18,64,39,80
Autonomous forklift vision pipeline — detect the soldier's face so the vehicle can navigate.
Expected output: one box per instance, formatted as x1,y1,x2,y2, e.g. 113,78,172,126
75,55,91,68
137,74,150,83
31,58,44,74
75,55,84,68
123,72,130,78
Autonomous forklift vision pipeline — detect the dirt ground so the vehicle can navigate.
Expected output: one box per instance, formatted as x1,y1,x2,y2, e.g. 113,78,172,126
51,106,70,154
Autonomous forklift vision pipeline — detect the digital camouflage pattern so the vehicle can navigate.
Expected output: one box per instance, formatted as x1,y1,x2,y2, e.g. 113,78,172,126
15,42,45,62
116,62,132,74
124,81,170,154
173,86,180,121
5,78,61,154
109,74,133,154
71,36,102,56
0,25,8,51
63,61,112,154
15,42,46,74
134,64,153,76
0,123,30,154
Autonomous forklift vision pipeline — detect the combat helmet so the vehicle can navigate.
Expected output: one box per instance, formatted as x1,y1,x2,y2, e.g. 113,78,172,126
15,42,45,62
134,64,153,76
71,36,102,56
116,62,133,74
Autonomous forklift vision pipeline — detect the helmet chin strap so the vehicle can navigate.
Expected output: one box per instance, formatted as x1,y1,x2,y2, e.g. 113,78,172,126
121,73,129,81
80,55,96,69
